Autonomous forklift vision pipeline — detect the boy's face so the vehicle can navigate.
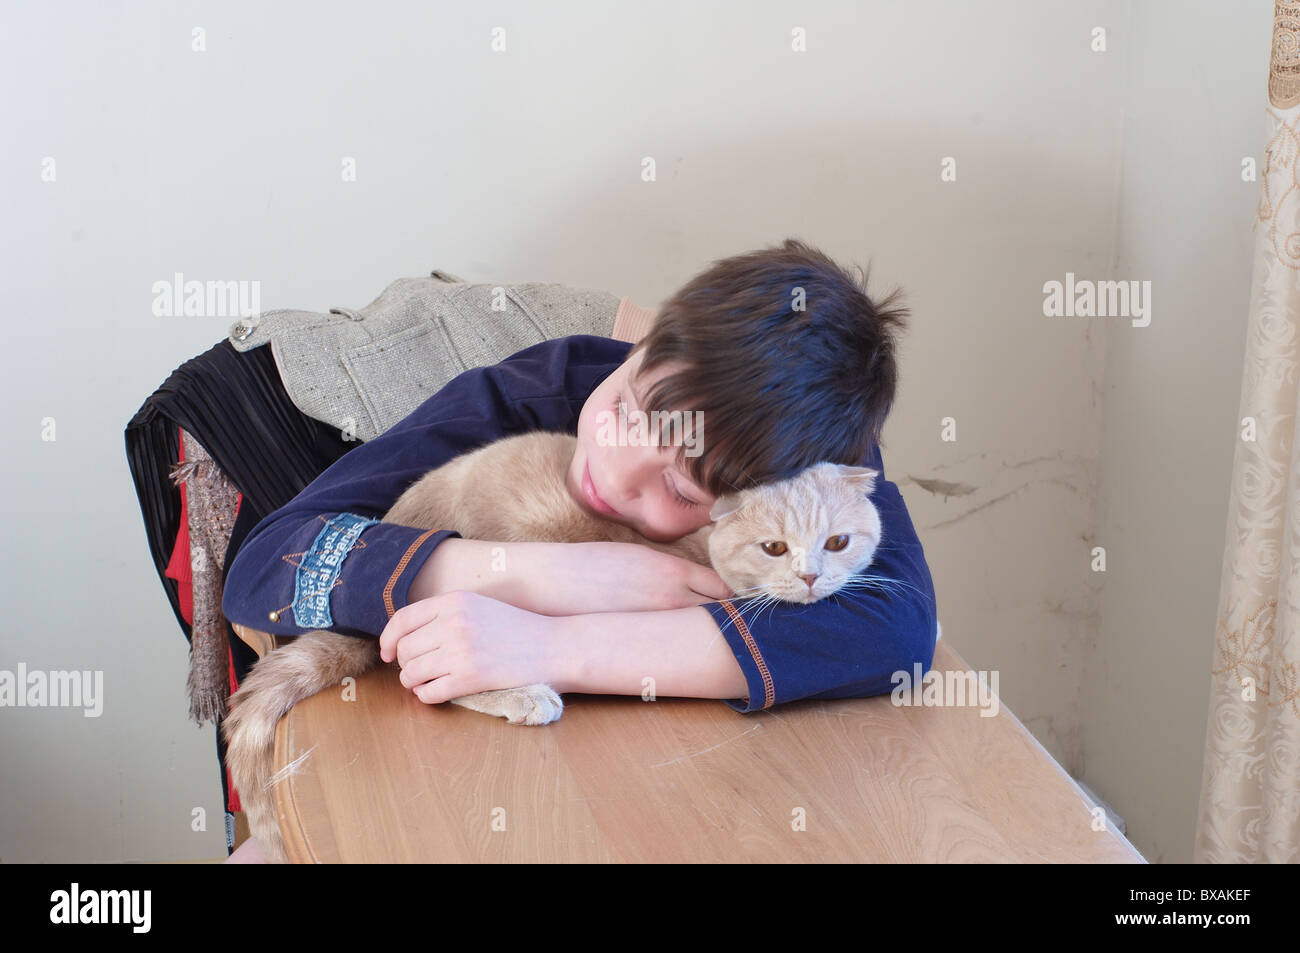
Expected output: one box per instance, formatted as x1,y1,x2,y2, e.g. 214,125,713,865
565,347,716,543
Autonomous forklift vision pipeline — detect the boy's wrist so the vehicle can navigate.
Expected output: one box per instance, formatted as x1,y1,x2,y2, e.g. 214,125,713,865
409,538,551,614
408,537,462,602
541,612,588,694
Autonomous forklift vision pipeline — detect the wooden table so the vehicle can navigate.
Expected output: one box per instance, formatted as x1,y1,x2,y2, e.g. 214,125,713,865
232,624,1144,863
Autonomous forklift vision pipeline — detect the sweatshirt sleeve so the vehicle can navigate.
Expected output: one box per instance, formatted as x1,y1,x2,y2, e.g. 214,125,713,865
699,444,939,713
221,335,628,640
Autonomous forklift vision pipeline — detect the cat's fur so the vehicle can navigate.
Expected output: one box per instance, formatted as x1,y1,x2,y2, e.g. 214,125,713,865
222,430,880,861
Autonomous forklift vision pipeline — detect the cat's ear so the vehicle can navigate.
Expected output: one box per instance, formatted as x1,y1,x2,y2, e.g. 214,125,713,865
709,494,746,522
830,464,880,495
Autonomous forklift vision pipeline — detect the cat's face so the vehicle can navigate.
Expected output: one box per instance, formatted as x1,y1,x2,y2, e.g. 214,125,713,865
706,463,882,604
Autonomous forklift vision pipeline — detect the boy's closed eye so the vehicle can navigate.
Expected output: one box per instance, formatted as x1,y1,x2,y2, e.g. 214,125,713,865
618,383,712,511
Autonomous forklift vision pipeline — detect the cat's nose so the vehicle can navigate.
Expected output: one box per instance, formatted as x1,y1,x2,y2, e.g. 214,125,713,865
799,572,819,588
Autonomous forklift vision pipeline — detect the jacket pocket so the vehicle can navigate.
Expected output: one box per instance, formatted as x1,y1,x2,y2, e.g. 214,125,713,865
506,283,621,339
340,318,464,439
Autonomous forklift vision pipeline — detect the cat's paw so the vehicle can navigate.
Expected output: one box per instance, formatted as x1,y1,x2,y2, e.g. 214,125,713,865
450,684,564,725
502,684,564,726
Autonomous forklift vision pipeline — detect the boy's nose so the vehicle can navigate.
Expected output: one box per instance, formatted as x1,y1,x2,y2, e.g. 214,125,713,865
614,459,654,504
605,471,636,506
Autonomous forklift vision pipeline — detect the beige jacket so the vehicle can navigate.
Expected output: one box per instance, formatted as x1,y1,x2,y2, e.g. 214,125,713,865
226,270,656,442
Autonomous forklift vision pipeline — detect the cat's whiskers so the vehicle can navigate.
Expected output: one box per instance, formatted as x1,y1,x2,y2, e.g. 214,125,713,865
738,593,780,628
755,598,779,624
759,595,790,624
707,585,771,635
735,587,810,628
728,587,775,616
840,571,932,602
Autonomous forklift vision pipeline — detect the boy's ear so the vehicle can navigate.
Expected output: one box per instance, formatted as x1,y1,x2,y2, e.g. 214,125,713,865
709,494,745,522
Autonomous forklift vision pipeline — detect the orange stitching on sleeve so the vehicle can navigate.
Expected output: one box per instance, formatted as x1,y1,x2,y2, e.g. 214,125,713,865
383,530,438,619
717,599,775,709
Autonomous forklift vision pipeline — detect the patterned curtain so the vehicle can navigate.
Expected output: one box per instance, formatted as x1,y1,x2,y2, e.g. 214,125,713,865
1194,1,1300,863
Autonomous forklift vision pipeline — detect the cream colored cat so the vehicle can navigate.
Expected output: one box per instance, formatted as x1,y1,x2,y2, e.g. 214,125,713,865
222,429,881,861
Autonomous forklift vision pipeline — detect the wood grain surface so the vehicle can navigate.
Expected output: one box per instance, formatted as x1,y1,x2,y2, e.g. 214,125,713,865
231,624,1144,863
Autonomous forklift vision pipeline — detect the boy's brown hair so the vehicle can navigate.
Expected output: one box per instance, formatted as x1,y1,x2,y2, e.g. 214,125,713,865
627,237,909,496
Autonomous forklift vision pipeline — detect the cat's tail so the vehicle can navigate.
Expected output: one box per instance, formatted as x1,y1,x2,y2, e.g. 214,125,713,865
221,631,381,863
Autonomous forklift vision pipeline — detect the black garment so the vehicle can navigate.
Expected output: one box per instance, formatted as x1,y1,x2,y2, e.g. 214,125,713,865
125,339,355,853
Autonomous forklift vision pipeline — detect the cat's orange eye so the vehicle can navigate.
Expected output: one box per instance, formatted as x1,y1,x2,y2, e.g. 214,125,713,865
823,535,850,551
760,541,788,556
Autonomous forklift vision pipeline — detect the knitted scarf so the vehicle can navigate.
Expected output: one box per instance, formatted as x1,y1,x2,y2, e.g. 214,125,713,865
169,430,241,726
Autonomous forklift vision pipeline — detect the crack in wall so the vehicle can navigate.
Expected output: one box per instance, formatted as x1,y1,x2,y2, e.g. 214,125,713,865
905,476,978,499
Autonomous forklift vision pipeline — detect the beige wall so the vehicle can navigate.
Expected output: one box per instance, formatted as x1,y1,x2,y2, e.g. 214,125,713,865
1081,4,1273,863
0,0,1271,861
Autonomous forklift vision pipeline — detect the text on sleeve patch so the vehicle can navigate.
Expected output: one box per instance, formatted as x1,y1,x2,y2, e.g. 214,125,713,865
292,513,382,628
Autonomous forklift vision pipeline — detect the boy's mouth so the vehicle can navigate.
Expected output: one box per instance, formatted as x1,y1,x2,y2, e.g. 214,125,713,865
582,461,620,517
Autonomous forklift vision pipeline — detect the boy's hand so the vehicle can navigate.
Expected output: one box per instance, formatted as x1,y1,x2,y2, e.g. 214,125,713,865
378,590,564,702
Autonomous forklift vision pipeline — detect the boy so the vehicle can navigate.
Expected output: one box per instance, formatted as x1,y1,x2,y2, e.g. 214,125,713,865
221,238,937,857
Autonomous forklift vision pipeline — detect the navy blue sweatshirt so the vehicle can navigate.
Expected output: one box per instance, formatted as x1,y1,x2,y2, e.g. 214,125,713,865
221,334,938,712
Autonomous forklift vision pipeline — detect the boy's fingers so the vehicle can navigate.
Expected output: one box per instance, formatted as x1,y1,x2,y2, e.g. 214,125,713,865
397,646,447,689
379,595,444,661
691,567,735,602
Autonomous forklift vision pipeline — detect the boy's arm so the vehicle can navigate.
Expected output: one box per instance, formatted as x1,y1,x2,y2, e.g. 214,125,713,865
221,335,627,639
553,446,938,711
549,605,749,699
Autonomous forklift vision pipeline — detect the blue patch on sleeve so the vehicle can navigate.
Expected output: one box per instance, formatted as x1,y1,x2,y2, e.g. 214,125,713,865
293,513,382,628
